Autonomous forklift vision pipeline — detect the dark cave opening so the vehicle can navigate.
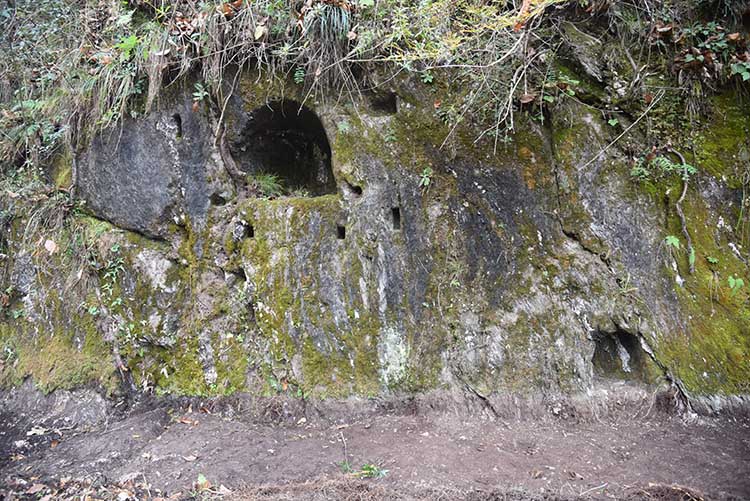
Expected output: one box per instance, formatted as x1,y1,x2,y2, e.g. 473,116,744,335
391,207,401,230
592,329,652,382
370,91,398,115
234,100,336,197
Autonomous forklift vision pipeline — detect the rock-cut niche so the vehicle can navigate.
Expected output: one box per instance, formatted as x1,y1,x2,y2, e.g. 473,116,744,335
233,100,336,196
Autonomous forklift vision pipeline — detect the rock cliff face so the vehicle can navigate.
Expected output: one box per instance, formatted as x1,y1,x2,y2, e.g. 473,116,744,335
1,69,748,412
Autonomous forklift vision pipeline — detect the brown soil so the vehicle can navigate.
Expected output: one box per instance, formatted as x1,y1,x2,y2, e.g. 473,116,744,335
1,386,749,500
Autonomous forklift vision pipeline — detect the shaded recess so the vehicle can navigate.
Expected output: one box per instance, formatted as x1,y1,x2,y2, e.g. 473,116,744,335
592,329,654,382
233,100,336,196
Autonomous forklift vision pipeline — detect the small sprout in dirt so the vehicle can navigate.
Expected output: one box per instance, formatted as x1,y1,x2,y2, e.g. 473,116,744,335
419,167,433,191
195,473,211,491
706,256,719,265
421,71,434,84
11,309,25,319
88,306,99,316
357,463,388,479
728,275,745,296
608,118,619,127
340,461,388,478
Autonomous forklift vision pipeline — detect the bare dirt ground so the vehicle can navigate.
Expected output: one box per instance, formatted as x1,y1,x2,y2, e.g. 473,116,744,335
1,384,750,500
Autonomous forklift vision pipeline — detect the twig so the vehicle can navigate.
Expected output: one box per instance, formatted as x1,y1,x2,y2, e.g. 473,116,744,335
580,482,608,496
667,147,695,274
580,90,664,170
339,431,349,467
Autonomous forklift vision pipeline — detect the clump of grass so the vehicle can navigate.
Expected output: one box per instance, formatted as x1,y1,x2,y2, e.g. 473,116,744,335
248,172,284,198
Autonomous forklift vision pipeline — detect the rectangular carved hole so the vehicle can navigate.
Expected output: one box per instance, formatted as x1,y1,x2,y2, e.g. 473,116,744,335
172,113,183,139
391,207,401,230
247,224,254,238
337,225,346,240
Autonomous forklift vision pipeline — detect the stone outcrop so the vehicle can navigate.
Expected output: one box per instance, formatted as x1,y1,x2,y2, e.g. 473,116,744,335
1,70,748,413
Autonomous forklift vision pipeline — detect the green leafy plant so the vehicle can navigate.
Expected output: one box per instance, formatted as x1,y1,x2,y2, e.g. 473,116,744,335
419,167,433,190
192,83,210,102
115,34,140,60
357,463,388,479
731,62,750,82
728,275,745,296
339,461,388,478
665,235,681,249
293,67,306,85
631,155,697,182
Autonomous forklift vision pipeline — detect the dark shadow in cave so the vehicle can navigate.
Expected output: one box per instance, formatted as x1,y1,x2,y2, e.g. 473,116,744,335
234,100,336,197
592,329,653,382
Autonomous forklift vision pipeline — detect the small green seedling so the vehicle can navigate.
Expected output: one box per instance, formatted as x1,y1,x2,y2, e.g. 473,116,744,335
728,275,745,296
419,167,433,190
665,235,680,249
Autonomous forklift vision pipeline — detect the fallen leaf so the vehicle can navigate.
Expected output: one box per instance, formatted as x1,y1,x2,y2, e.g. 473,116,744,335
254,24,268,40
530,469,544,479
727,32,741,42
519,93,536,104
347,30,357,41
50,439,60,449
644,92,654,104
27,426,48,436
26,484,47,494
182,455,197,462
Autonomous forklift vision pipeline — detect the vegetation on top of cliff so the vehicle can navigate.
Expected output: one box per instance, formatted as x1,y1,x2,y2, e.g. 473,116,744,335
2,0,748,179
